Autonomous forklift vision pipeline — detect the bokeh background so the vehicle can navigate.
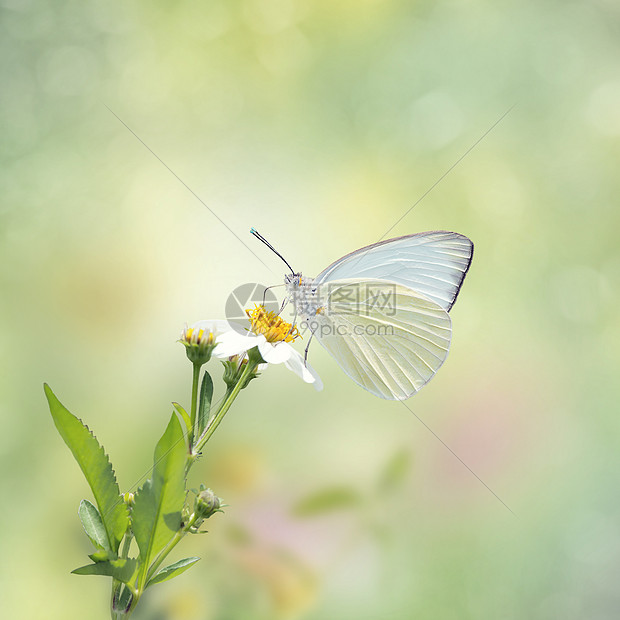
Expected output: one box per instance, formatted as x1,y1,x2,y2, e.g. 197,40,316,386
2,0,619,618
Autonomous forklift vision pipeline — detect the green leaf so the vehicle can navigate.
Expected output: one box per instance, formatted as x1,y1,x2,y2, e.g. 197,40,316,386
197,371,213,435
89,550,110,562
78,499,111,554
72,558,137,584
377,449,411,493
45,384,129,554
132,414,187,587
172,402,192,434
292,486,363,517
146,557,200,588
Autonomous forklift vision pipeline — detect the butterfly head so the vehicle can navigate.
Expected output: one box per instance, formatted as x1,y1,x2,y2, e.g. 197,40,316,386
284,272,304,289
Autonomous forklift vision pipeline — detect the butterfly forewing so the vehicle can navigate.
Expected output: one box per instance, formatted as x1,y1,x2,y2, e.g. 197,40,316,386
314,231,473,312
304,279,452,400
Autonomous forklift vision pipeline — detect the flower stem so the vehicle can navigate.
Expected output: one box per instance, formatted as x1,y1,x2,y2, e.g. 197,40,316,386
193,360,257,455
109,528,136,618
120,531,133,559
188,362,201,448
110,581,137,619
144,511,199,585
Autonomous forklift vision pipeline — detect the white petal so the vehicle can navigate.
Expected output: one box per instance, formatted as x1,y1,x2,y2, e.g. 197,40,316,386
283,349,323,390
258,340,294,364
214,330,259,358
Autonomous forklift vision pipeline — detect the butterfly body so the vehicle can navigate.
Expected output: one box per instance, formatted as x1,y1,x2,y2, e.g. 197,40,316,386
284,273,322,319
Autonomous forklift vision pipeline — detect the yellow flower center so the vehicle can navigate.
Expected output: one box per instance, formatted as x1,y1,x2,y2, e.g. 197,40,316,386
184,327,215,346
246,305,300,343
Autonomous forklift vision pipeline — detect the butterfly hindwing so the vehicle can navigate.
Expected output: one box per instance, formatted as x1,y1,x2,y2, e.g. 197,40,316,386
302,279,452,400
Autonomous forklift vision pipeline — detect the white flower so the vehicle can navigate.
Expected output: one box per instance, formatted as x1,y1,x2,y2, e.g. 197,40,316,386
213,307,322,390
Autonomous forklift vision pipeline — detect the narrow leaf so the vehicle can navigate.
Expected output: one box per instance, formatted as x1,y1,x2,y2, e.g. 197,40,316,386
172,402,192,434
292,486,362,517
45,384,129,554
78,499,111,553
197,371,213,435
132,414,186,586
146,557,200,588
72,558,137,584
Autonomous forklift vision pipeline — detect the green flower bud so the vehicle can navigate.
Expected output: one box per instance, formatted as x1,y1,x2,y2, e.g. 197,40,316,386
195,488,222,519
180,322,218,365
123,492,135,507
222,355,260,390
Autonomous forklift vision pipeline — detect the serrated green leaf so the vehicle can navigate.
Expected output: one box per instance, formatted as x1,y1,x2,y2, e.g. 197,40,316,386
72,558,137,584
146,557,200,588
45,384,129,554
292,486,363,517
377,449,411,493
197,371,213,435
132,414,186,588
79,499,111,554
172,402,192,434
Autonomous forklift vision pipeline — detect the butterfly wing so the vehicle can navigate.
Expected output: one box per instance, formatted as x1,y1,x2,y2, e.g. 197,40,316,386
303,279,452,400
314,231,473,312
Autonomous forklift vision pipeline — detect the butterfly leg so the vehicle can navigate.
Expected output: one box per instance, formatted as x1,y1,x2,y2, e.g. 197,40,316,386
304,332,314,365
262,284,282,307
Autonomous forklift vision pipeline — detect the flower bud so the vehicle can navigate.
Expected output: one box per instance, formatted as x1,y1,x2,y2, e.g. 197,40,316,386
180,322,218,365
222,356,260,390
123,492,135,507
195,488,222,519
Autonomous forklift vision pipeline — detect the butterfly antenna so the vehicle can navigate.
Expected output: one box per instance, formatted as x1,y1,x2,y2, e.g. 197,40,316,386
250,228,295,274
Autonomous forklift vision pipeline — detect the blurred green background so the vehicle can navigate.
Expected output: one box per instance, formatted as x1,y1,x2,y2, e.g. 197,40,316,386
2,0,619,618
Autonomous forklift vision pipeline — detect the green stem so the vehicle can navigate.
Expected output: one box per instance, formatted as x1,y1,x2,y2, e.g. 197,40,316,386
144,512,199,585
188,362,201,448
110,581,121,619
120,531,133,559
193,360,257,455
110,528,136,618
110,580,138,619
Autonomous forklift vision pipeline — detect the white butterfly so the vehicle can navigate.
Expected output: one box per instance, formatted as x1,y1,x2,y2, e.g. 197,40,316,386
251,229,473,400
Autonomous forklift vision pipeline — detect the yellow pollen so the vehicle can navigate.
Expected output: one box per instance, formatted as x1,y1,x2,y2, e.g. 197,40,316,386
185,328,214,345
245,305,300,343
